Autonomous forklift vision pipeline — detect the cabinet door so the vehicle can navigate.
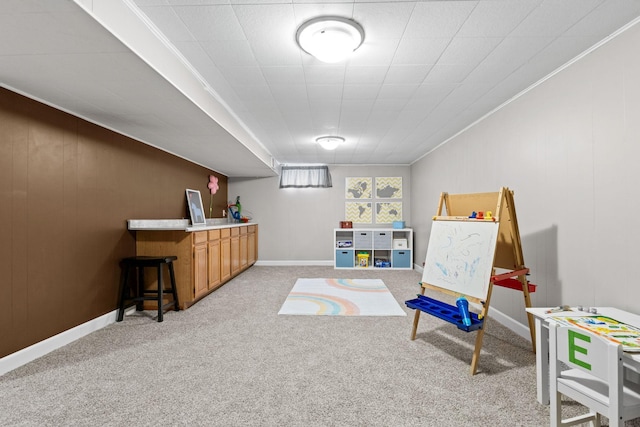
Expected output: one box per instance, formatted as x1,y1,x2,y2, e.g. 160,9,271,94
248,227,257,265
231,235,240,275
193,243,208,299
208,239,221,289
220,237,231,282
240,228,248,270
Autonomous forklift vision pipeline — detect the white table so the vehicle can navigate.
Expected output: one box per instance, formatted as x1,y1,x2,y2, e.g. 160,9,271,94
526,306,640,405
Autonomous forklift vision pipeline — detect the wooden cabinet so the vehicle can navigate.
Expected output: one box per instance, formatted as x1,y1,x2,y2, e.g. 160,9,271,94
135,224,258,309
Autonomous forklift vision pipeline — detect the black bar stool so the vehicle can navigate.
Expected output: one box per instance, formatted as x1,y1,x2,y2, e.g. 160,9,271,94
117,256,180,322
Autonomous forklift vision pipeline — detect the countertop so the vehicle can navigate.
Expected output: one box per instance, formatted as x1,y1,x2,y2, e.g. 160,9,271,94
128,219,256,232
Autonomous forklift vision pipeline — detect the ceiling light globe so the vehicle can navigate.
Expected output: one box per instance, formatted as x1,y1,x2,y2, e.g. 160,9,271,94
316,136,345,150
297,17,364,64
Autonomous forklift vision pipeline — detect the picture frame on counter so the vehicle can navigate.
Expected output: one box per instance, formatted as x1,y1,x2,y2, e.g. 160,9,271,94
186,189,206,226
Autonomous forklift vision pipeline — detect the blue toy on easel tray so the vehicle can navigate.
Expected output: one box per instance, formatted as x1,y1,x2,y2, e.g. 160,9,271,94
405,295,483,332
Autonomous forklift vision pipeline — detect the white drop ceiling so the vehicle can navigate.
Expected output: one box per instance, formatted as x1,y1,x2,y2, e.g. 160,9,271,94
1,0,640,177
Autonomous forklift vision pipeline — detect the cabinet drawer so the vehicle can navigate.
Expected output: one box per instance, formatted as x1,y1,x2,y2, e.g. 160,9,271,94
193,231,207,245
248,225,256,233
231,227,240,236
353,231,372,248
335,250,354,268
240,226,247,234
373,231,392,249
208,229,221,240
221,228,231,238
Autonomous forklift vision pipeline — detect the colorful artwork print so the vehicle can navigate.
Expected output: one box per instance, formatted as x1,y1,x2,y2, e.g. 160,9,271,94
345,202,372,224
552,316,640,352
376,177,402,199
345,177,372,199
375,202,402,223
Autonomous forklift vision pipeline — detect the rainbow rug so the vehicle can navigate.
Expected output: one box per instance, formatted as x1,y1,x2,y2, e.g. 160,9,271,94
278,278,406,316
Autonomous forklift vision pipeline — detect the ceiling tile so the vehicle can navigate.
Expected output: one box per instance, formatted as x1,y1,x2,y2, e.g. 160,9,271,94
510,0,602,38
383,65,431,84
353,1,416,40
174,5,245,40
344,65,389,84
392,37,451,65
139,5,194,41
564,0,640,37
437,37,503,65
457,0,541,37
262,66,305,85
404,1,476,38
199,40,256,66
303,65,346,85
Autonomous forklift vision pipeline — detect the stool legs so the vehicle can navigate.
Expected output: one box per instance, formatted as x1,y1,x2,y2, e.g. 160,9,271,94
116,257,180,322
168,262,179,312
116,263,130,322
137,267,145,312
157,263,164,322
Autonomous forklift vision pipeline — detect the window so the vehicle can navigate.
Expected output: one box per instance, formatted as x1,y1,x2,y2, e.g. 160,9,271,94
279,165,332,188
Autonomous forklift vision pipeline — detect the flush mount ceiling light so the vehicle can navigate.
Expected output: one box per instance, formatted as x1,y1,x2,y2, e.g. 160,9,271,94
316,136,345,150
296,16,364,63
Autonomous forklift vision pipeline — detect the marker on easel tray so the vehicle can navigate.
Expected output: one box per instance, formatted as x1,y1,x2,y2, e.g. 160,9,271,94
456,296,472,327
468,211,477,219
545,305,570,314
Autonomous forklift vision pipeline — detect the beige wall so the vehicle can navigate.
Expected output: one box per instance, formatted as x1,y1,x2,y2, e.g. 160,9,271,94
229,165,411,263
410,22,640,328
0,88,228,358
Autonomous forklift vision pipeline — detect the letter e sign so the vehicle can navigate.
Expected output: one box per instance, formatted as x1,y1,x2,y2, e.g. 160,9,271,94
568,330,592,370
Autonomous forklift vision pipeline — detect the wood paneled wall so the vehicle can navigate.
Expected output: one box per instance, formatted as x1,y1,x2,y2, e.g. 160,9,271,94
0,87,228,358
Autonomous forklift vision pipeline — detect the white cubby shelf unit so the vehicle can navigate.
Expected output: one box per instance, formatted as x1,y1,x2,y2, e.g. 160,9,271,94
334,228,413,270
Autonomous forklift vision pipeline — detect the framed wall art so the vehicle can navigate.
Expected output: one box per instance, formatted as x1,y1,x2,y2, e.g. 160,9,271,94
345,177,372,199
186,189,206,226
375,177,402,199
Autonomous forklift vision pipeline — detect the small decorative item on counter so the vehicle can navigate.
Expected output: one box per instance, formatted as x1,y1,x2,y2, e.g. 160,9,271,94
340,221,353,228
227,196,242,223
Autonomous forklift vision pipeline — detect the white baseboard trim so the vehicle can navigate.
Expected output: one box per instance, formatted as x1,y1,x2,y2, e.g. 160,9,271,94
0,309,120,376
487,306,532,342
254,260,333,266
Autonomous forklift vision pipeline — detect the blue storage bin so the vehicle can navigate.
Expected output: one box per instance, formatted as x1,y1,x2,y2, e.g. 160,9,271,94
392,221,405,229
392,250,411,268
335,250,355,268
